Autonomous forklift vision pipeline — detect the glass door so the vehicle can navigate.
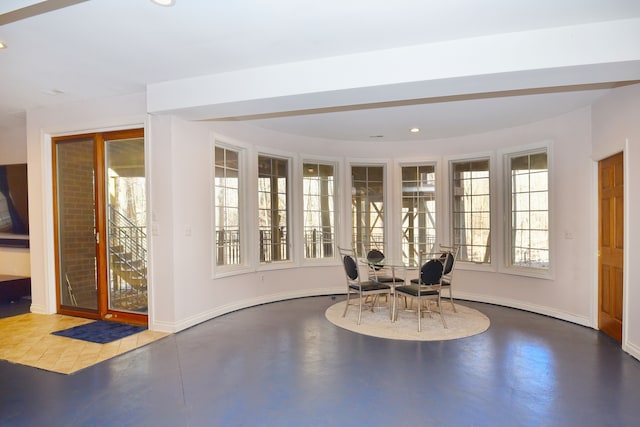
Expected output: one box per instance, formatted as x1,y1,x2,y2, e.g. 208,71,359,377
53,129,147,325
54,136,99,312
105,134,147,316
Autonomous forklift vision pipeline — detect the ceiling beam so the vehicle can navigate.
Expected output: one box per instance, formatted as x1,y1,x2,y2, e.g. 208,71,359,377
0,0,89,26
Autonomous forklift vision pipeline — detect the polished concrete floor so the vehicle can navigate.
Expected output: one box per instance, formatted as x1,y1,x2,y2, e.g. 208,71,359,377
1,296,640,426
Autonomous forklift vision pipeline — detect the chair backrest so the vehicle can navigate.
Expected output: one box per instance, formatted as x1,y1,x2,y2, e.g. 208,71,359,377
419,259,444,285
343,254,359,280
366,249,385,263
442,251,454,275
338,247,360,281
439,245,459,276
366,249,385,272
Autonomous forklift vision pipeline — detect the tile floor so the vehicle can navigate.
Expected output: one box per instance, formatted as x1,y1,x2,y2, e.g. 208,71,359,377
0,310,168,374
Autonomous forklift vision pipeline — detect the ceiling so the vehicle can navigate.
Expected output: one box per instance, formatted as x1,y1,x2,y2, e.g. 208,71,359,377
1,0,640,141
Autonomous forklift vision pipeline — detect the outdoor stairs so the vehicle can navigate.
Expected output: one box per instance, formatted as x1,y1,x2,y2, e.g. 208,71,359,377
110,245,147,290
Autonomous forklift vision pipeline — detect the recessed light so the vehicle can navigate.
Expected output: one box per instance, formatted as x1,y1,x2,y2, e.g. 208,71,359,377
42,89,64,96
151,0,175,6
0,41,6,49
410,127,420,133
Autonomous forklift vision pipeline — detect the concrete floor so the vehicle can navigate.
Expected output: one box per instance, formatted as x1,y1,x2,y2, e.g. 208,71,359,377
1,296,640,426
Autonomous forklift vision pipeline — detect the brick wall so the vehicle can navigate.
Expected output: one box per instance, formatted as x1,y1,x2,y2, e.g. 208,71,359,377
57,140,98,309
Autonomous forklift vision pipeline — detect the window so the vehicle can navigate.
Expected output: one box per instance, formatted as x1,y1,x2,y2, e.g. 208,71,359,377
400,164,436,265
258,155,289,263
508,150,549,270
303,162,335,259
214,146,241,266
451,159,491,263
351,165,384,257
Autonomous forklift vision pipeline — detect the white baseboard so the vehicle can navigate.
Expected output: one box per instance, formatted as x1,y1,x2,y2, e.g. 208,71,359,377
149,288,597,334
450,291,594,328
623,340,640,361
150,287,343,333
28,303,48,314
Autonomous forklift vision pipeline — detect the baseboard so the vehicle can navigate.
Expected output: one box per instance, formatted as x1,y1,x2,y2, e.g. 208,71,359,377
452,291,594,328
149,286,343,333
623,340,640,362
28,302,48,314
149,288,595,334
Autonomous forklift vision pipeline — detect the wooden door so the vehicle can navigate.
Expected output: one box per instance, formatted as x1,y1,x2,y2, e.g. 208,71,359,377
53,129,147,327
598,152,623,343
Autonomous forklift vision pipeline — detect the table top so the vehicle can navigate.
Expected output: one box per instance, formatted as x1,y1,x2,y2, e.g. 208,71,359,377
363,252,449,272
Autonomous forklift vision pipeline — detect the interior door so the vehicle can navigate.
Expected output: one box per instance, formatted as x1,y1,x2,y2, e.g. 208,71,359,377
53,129,147,326
598,152,623,343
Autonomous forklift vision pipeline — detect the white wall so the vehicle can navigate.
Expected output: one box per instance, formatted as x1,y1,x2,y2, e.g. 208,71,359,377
20,84,638,363
0,248,30,276
149,117,343,331
198,107,594,329
0,124,26,161
26,93,147,314
0,122,30,276
592,83,640,360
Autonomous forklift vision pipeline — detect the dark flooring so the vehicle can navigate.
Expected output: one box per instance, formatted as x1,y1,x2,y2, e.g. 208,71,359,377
1,296,640,426
0,297,31,319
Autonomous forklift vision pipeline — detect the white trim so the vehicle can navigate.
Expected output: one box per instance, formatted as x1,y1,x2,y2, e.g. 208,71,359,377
149,286,344,333
39,121,148,316
624,340,640,362
148,288,597,334
40,132,57,314
499,141,553,280
211,140,249,278
346,159,391,255
446,152,496,270
454,291,593,328
28,302,48,314
590,159,599,332
256,150,295,265
623,139,630,349
394,159,440,261
299,157,340,264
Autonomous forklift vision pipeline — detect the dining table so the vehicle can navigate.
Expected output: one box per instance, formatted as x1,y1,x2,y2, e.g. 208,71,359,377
363,252,448,322
362,258,418,321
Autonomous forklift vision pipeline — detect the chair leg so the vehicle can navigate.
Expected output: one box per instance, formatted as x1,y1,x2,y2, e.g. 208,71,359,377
343,291,352,317
391,292,396,321
357,295,363,325
394,293,399,322
437,294,447,328
417,297,421,332
448,288,457,312
370,295,379,312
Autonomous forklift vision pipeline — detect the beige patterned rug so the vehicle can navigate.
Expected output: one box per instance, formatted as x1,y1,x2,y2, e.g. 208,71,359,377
0,313,169,374
325,299,490,341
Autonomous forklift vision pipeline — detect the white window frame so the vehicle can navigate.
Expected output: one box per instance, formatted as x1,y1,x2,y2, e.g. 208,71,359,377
501,142,553,279
212,140,250,278
299,157,339,264
398,161,438,266
349,162,388,258
447,152,497,272
257,152,293,266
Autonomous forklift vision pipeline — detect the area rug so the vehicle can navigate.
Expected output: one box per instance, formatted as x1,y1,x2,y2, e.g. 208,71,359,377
51,320,146,344
0,313,169,374
325,299,490,341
